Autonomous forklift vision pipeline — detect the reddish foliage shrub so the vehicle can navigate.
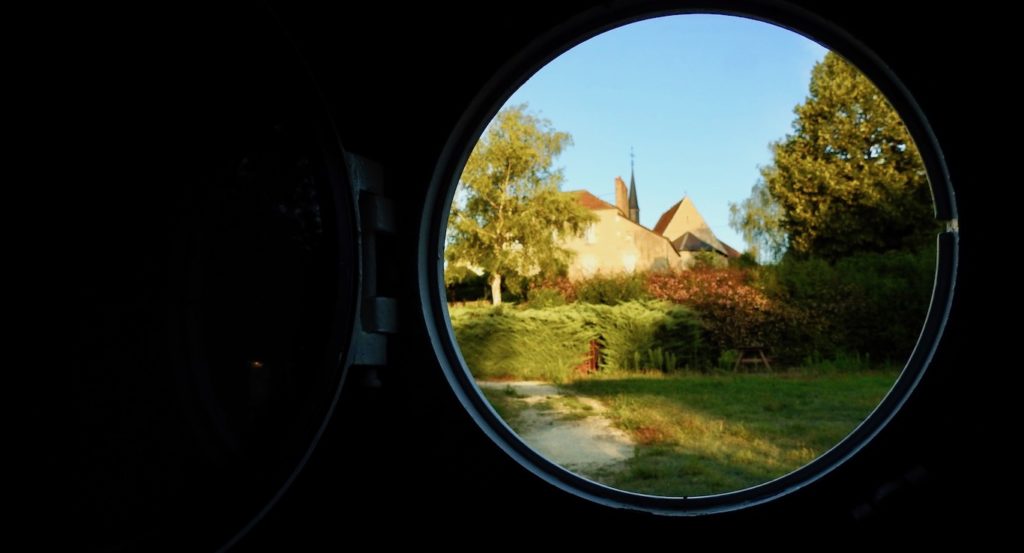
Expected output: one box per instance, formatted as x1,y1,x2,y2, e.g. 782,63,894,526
525,249,931,368
646,268,807,364
529,275,577,303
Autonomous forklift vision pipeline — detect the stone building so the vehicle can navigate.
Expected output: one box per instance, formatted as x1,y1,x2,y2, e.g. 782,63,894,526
562,170,738,279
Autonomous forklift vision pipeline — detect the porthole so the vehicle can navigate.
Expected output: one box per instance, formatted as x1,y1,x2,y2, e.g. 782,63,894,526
421,4,956,514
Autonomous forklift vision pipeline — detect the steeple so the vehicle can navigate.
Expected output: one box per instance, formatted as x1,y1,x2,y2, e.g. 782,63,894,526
628,149,640,224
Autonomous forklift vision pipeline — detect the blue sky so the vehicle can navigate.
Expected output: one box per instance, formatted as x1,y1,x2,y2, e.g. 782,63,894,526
500,14,828,252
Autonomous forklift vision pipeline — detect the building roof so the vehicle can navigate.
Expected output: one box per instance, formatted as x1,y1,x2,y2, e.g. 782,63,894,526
655,196,741,258
653,200,683,235
672,231,718,252
569,188,742,259
568,189,619,211
628,169,639,210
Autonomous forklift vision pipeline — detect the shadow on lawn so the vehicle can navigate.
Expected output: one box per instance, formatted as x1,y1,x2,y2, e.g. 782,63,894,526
563,372,896,496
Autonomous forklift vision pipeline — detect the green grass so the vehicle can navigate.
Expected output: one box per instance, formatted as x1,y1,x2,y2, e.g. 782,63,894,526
551,370,896,496
480,387,595,425
535,395,595,421
480,386,530,423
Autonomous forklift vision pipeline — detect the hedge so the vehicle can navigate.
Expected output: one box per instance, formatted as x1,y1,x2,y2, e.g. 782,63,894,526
449,301,705,381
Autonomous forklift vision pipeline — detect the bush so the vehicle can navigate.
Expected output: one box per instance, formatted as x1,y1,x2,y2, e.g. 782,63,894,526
628,347,679,372
449,301,706,381
801,351,873,372
472,247,934,373
526,287,567,308
595,301,705,371
717,349,740,371
446,272,489,303
766,249,934,364
647,268,797,361
446,271,529,304
575,272,650,305
729,251,759,269
644,247,934,368
833,250,934,362
528,275,577,302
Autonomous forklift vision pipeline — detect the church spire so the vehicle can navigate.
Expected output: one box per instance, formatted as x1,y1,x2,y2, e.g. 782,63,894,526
628,148,640,224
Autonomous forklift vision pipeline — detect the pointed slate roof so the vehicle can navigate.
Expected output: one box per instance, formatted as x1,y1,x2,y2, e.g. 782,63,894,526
628,168,639,211
655,196,740,258
672,231,718,253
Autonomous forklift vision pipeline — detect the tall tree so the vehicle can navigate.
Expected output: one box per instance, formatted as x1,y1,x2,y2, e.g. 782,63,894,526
729,178,787,262
445,105,595,305
732,52,934,261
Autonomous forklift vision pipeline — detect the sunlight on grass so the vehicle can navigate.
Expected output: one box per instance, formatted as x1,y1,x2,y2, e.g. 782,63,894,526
480,387,530,423
566,371,894,496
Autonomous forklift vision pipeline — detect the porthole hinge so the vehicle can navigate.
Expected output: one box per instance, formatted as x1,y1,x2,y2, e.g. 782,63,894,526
346,153,397,369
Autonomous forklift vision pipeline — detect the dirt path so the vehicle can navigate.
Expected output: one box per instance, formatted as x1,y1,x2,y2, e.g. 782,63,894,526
476,380,634,478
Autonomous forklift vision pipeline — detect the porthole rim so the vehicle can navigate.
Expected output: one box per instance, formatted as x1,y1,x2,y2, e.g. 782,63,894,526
418,0,959,516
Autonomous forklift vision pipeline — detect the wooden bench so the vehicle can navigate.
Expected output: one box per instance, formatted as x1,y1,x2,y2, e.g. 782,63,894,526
733,346,772,371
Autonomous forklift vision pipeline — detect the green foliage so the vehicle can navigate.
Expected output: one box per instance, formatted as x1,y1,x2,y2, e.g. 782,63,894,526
831,249,934,360
647,268,787,359
690,251,724,269
762,247,935,363
528,274,577,303
575,272,650,305
449,301,706,381
445,271,489,302
628,347,679,372
455,245,933,375
717,349,740,371
729,179,787,262
801,351,873,373
646,247,933,367
732,52,935,261
526,287,567,308
445,104,596,304
728,251,760,270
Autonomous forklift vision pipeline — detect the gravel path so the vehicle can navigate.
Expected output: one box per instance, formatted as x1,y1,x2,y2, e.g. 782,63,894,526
476,380,634,477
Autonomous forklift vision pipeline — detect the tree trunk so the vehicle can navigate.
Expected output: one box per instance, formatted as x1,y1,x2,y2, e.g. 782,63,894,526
490,273,502,306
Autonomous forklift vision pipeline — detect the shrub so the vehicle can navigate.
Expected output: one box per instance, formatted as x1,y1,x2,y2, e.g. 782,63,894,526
446,272,489,303
528,275,577,302
691,251,724,269
629,347,679,372
717,349,740,371
471,247,933,374
765,248,934,364
801,351,873,372
833,250,934,362
526,287,567,308
645,247,934,368
593,301,705,371
647,268,797,362
575,272,650,305
729,251,759,269
446,271,528,304
449,301,706,381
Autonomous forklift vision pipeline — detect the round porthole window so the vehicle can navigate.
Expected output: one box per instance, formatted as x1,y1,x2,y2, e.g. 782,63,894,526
421,6,956,514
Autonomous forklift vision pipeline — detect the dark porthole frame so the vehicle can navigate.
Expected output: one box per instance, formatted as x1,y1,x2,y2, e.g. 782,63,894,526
419,0,958,515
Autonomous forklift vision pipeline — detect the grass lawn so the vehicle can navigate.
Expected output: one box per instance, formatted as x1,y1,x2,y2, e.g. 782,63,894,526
480,385,530,422
484,370,898,497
